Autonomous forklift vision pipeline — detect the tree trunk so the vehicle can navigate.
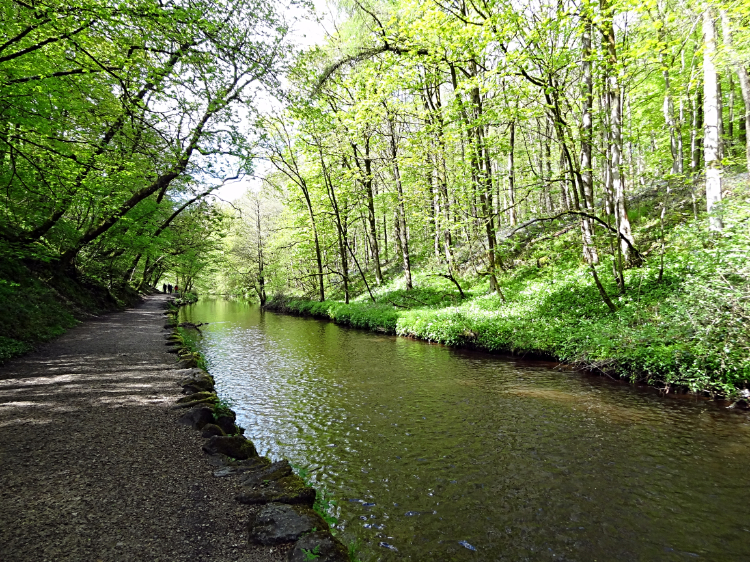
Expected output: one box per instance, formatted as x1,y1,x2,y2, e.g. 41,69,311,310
481,126,499,295
580,15,599,265
450,62,498,292
382,210,388,260
601,62,625,291
728,74,735,147
661,47,681,175
254,199,267,306
305,191,326,301
703,7,723,231
601,0,636,269
507,120,517,227
544,117,554,211
721,9,750,173
432,83,454,270
689,74,703,220
385,110,413,290
359,139,383,284
320,147,349,302
267,121,325,301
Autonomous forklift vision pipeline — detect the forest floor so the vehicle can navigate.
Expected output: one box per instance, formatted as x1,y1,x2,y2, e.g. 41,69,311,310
0,294,287,562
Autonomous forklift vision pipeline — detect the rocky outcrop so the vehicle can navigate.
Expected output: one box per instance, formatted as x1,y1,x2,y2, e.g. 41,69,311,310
239,460,292,486
175,357,198,369
176,391,216,404
171,395,217,409
178,368,215,393
201,423,225,438
235,474,316,506
177,406,214,430
215,415,241,435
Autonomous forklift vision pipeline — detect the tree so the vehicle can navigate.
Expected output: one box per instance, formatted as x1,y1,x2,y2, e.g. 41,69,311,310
0,0,288,280
703,5,723,231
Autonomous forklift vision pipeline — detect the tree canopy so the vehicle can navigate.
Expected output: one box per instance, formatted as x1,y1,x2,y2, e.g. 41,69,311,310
0,0,289,287
2,0,749,390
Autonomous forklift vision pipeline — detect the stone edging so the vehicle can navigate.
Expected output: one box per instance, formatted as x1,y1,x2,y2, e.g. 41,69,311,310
162,298,350,562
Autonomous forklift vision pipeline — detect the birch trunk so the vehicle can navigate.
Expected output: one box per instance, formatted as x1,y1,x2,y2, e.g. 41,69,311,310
703,7,723,231
580,16,599,265
601,0,636,267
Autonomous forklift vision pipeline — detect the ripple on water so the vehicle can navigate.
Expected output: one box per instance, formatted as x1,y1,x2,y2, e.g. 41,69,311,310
181,300,750,562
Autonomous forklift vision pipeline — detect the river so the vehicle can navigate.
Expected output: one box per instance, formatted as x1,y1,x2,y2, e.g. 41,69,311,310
180,299,750,561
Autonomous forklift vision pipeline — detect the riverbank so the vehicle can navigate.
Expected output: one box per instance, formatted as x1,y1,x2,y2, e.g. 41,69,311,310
174,296,750,559
252,180,749,401
0,294,345,561
165,300,352,561
265,217,750,401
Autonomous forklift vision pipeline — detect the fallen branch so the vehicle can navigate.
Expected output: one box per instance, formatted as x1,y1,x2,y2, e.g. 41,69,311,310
429,272,466,299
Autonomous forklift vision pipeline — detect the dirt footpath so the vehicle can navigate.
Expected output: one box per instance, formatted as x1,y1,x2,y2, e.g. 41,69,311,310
0,294,286,562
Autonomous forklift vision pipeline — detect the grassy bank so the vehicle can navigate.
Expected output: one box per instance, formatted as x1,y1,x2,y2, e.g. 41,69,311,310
0,258,141,363
267,192,750,397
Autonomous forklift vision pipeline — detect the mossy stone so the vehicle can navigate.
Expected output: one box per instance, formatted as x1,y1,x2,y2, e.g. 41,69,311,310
202,435,257,460
288,531,349,562
171,397,217,409
215,415,238,434
201,423,226,438
248,503,326,546
177,406,214,429
236,473,316,506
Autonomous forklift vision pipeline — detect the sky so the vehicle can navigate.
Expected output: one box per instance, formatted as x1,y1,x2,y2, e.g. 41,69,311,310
214,0,335,202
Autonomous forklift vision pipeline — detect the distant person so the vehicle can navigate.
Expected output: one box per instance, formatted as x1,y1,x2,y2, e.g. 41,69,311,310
168,284,172,294
162,283,166,293
174,284,179,295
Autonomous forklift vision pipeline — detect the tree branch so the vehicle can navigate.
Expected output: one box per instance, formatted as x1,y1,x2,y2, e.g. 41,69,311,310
504,210,644,262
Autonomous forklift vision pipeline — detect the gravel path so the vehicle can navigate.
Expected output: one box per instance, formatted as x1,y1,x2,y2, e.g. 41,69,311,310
0,294,287,562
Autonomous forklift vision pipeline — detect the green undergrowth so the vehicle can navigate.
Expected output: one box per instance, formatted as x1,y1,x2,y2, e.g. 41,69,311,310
294,464,340,529
173,292,199,305
291,465,362,561
175,327,209,371
0,257,140,363
268,191,750,397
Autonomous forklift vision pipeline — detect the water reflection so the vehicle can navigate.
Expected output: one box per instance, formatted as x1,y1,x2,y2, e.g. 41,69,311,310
181,299,750,561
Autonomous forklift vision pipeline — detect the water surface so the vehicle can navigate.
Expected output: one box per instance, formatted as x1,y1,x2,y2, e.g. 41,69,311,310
180,299,750,561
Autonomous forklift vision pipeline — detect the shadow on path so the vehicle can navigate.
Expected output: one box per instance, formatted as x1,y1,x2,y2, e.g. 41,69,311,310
0,295,285,562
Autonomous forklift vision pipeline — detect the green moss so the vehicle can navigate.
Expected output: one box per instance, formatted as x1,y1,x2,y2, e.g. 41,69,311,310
175,328,210,370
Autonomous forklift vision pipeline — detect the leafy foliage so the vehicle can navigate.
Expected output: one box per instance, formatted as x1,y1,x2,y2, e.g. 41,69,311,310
231,0,750,395
266,183,750,395
0,0,288,289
